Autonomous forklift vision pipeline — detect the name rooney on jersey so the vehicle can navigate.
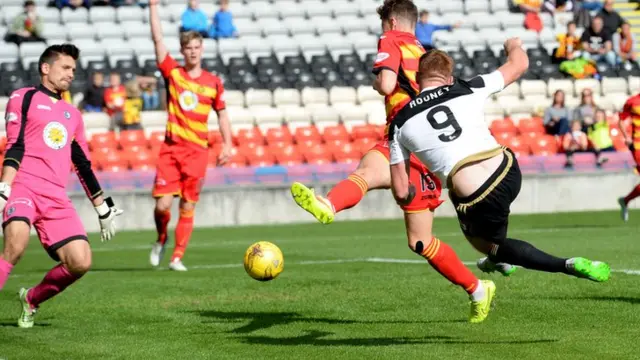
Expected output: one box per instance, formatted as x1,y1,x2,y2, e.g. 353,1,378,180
408,86,451,108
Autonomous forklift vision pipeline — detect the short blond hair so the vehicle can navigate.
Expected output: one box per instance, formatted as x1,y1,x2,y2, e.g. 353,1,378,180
179,31,203,48
125,80,141,98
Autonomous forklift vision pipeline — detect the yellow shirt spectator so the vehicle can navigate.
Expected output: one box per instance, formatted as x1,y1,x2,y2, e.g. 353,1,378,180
123,98,143,126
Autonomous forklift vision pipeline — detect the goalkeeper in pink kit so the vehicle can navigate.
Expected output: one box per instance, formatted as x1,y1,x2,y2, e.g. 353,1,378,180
0,44,124,328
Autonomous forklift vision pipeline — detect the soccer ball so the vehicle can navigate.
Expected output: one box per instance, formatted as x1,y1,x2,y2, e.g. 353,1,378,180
243,241,284,281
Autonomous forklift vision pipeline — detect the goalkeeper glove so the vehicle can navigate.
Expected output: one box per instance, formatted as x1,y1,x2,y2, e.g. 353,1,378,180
94,197,124,242
0,182,11,212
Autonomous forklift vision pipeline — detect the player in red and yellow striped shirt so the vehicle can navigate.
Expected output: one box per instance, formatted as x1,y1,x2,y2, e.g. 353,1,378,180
618,93,640,221
148,0,232,271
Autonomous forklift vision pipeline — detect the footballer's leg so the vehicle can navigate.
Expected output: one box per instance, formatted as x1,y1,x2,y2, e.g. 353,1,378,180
402,165,495,323
618,151,640,222
168,150,207,271
20,206,90,328
1,188,37,292
291,144,391,224
150,147,181,266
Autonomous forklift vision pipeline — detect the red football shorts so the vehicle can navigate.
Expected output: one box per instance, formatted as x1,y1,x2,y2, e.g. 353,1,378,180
152,143,208,203
368,140,444,212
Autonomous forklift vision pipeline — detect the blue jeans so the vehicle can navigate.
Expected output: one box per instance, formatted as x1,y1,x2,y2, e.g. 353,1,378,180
83,104,102,112
142,91,159,110
580,1,603,11
583,51,616,67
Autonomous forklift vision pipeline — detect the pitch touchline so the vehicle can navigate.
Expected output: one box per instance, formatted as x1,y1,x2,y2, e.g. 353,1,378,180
10,257,640,278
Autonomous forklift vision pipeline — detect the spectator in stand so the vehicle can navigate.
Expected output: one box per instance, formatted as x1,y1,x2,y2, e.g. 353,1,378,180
414,10,461,50
597,0,626,37
614,23,637,66
53,0,90,9
573,88,598,129
579,0,603,12
81,72,105,113
136,76,159,110
563,120,589,168
544,90,571,135
587,108,615,166
119,80,144,131
104,72,126,131
4,1,45,46
553,21,581,63
208,0,237,39
180,0,209,37
544,0,573,13
514,0,544,32
581,16,616,67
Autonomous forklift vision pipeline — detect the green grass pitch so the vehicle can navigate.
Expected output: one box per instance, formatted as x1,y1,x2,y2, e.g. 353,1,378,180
0,210,639,360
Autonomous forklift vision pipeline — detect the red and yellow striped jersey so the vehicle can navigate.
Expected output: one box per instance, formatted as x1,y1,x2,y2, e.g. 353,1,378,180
372,30,425,133
620,94,640,147
159,54,226,151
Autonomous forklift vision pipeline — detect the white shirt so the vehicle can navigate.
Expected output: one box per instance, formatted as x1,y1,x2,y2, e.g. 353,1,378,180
389,70,505,187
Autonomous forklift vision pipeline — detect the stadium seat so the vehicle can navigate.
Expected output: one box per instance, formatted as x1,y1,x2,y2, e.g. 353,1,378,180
236,127,266,147
489,118,517,135
90,132,118,151
352,137,376,154
331,141,361,163
506,136,531,157
246,145,277,167
517,117,545,135
530,135,558,156
119,130,147,149
303,144,332,165
272,144,305,166
350,124,381,141
149,131,165,148
265,126,294,145
294,125,322,144
322,125,350,142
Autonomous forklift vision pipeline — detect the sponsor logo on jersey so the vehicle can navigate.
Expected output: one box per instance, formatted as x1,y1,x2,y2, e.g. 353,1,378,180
375,52,390,63
43,121,68,150
37,104,51,111
178,90,199,111
5,112,18,123
8,198,34,208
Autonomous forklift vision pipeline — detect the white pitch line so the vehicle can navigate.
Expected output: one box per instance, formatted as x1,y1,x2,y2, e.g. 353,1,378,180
10,257,640,278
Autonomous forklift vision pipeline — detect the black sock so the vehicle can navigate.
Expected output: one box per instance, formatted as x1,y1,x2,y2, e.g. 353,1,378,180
489,238,568,273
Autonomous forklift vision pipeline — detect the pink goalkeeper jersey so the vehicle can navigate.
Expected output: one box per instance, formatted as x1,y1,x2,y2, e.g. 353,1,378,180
4,85,103,199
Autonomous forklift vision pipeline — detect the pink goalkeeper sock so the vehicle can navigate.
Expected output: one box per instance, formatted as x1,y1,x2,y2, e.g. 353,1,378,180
27,264,81,308
0,258,14,291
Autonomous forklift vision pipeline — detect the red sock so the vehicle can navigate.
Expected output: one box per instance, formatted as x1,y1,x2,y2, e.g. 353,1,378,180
27,264,81,308
326,174,368,213
624,184,640,204
154,209,171,245
172,208,195,261
0,258,13,291
421,237,479,294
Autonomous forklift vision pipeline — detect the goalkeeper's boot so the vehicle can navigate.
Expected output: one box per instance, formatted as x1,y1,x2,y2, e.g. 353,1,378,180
477,257,517,277
290,182,335,225
618,197,629,222
17,288,37,329
150,241,166,267
169,258,188,272
469,280,496,324
566,257,610,282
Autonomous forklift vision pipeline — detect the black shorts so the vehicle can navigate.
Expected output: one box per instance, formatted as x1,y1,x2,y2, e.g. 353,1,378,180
449,147,522,244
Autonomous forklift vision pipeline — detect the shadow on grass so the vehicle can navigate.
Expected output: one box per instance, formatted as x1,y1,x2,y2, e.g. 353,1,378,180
0,321,50,327
238,330,559,346
542,295,640,305
89,268,157,273
197,311,485,334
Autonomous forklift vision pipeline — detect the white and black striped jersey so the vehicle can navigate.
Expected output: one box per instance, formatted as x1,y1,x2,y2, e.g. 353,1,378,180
388,71,505,187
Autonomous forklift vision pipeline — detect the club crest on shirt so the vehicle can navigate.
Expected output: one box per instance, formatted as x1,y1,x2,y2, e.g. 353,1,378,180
5,112,17,123
43,121,68,150
178,90,199,111
6,206,15,216
64,111,71,119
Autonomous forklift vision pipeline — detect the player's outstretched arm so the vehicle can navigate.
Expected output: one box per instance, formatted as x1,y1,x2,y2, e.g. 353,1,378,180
149,0,168,64
72,119,124,242
374,70,398,96
497,37,529,88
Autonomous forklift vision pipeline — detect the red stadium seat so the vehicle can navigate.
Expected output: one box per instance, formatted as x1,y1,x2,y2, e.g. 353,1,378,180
530,135,558,156
294,125,322,144
490,118,517,135
273,145,305,166
246,145,276,167
209,130,223,146
119,130,146,149
0,136,7,153
351,124,381,141
494,132,515,147
517,117,545,135
322,125,350,142
352,137,376,154
236,127,265,147
90,132,117,151
223,149,248,168
265,126,294,145
303,144,332,164
506,136,531,156
518,131,541,146
331,142,361,163
148,131,165,149
128,149,155,169
99,151,127,171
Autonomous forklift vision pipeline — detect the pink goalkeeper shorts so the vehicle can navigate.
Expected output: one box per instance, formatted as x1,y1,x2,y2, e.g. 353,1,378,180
3,180,87,261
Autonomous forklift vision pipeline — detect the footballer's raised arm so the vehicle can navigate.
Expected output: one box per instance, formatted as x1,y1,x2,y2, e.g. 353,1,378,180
497,37,529,88
2,89,37,185
71,116,104,205
149,0,168,64
372,35,401,96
